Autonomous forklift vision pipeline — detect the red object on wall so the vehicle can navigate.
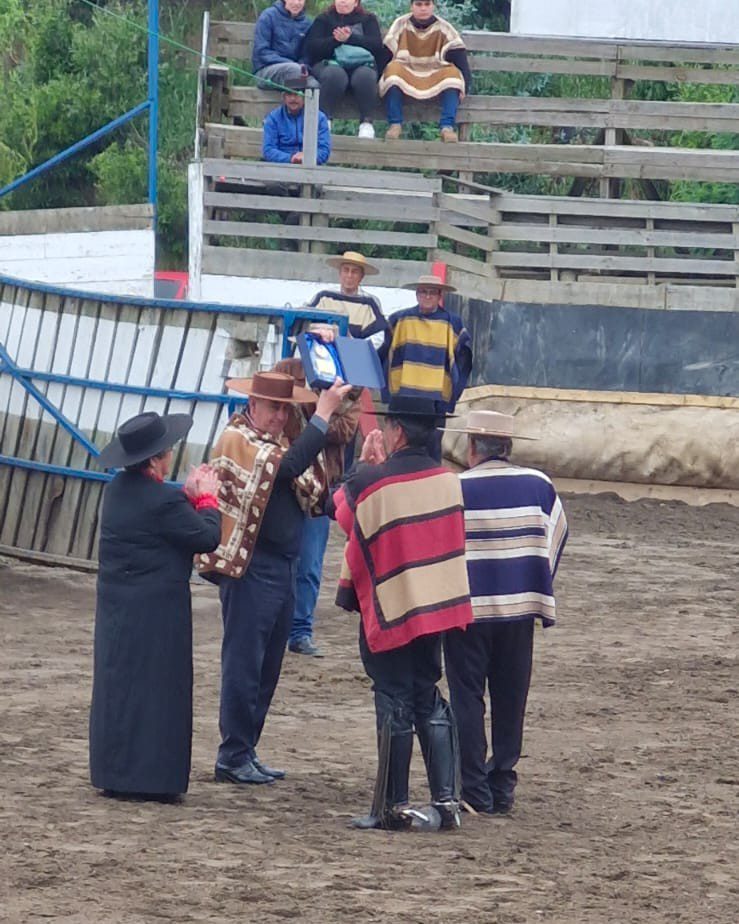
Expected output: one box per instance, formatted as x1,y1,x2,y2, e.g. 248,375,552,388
154,271,188,300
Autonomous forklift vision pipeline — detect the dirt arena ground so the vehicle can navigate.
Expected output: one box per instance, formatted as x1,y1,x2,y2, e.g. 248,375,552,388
1,493,737,923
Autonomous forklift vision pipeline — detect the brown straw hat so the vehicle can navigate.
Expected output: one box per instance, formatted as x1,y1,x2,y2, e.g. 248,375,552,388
325,251,379,276
402,273,457,293
444,410,538,440
225,371,316,405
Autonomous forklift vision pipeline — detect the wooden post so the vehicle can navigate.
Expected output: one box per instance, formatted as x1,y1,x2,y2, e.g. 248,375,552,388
599,75,626,199
486,193,501,280
302,87,320,169
299,87,320,254
188,162,203,301
549,211,558,282
646,216,656,285
458,123,473,189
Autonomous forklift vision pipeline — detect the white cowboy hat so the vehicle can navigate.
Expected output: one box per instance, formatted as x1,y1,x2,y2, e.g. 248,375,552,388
444,409,538,440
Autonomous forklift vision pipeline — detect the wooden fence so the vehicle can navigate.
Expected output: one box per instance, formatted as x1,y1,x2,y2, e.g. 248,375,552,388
192,159,739,308
194,160,440,286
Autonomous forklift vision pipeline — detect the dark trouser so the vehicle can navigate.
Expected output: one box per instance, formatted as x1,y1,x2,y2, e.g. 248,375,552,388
359,627,457,807
444,618,534,812
312,62,378,120
217,546,295,767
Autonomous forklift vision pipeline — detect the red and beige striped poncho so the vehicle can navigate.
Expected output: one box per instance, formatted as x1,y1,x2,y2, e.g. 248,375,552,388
329,448,473,653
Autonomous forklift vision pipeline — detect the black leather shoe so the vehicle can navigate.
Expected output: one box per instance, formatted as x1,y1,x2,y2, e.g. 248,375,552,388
491,799,513,815
253,756,286,779
214,760,274,785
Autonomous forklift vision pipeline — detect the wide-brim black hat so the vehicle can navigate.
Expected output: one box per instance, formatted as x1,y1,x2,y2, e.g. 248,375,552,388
374,396,455,419
97,411,193,469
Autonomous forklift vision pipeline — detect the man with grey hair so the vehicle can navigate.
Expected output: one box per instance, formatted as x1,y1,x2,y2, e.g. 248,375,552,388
443,410,568,815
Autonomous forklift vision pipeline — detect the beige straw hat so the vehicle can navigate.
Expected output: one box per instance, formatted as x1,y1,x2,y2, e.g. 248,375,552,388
444,409,538,440
325,251,379,275
402,273,457,293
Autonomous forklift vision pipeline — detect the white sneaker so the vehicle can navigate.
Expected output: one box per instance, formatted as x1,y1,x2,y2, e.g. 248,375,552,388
358,122,375,140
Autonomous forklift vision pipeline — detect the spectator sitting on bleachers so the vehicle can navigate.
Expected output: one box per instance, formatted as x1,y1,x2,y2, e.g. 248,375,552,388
304,0,384,139
252,0,314,90
262,76,332,164
379,0,471,143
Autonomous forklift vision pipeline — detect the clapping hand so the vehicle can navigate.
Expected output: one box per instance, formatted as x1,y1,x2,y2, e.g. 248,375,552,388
360,428,386,465
333,26,352,42
184,463,220,500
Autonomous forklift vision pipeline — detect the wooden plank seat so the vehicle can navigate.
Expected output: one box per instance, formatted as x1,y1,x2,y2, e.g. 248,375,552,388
205,124,739,184
203,21,739,131
224,85,739,135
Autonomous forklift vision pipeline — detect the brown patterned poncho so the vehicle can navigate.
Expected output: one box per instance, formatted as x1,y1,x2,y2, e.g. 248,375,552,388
196,412,325,580
378,14,466,100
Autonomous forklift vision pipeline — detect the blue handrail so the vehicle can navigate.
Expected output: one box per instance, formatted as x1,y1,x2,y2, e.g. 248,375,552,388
0,274,350,482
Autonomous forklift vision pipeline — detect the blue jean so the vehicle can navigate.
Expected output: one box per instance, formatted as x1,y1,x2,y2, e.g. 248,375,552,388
291,515,331,643
385,86,460,128
217,546,295,767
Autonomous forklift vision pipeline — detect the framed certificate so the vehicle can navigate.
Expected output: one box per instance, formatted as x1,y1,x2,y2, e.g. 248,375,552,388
297,333,385,390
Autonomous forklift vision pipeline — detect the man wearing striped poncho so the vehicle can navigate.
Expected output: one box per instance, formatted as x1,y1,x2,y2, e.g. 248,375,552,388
379,0,472,141
444,410,568,815
327,396,473,831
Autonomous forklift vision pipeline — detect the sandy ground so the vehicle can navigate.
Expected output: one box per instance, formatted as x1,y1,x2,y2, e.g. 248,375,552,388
0,493,737,923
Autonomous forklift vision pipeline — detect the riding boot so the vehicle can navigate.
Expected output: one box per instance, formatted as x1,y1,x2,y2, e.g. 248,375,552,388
351,695,414,830
417,689,461,829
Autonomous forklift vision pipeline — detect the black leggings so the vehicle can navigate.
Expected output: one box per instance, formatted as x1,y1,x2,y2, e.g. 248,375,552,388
311,62,378,120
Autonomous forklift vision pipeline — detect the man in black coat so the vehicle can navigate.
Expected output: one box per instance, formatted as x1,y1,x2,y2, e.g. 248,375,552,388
90,412,221,801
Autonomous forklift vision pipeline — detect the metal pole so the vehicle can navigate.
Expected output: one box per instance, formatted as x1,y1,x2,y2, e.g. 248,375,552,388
0,102,150,200
148,0,159,218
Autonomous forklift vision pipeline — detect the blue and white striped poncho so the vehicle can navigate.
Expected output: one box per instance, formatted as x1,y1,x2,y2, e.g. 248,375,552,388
460,459,568,626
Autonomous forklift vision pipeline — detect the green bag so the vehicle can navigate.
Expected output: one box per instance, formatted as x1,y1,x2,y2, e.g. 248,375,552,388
330,43,376,71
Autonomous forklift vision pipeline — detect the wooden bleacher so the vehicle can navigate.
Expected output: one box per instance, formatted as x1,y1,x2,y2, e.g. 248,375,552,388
199,20,739,192
191,18,739,306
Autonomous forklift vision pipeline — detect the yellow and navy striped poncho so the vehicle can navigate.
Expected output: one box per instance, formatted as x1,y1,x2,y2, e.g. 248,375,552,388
385,305,472,413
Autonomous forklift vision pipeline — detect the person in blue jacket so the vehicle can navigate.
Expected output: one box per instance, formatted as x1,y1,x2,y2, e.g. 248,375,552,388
262,76,332,164
253,0,313,89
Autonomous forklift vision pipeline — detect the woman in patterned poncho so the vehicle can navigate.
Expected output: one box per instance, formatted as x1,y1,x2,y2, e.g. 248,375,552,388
378,0,472,142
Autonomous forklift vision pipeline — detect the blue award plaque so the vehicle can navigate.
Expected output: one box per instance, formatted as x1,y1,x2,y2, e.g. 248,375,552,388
297,333,385,391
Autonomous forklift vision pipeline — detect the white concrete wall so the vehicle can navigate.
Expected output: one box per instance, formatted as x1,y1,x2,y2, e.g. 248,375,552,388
510,0,739,43
0,228,155,297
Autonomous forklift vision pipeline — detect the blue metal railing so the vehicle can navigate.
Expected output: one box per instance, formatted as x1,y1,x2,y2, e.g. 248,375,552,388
0,1,160,212
0,274,349,484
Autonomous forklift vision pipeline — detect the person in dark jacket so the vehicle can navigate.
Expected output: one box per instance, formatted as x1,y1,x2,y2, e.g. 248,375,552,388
252,0,313,89
263,76,332,164
89,412,221,803
273,355,362,658
197,372,351,785
304,0,383,138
